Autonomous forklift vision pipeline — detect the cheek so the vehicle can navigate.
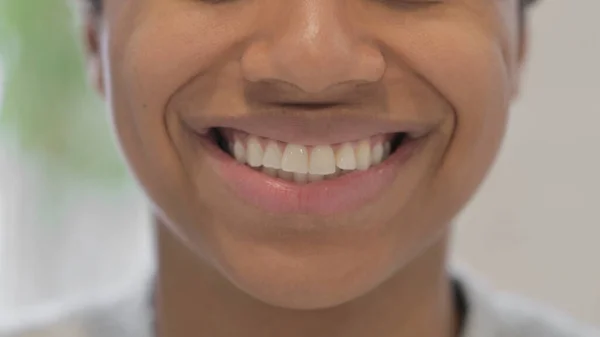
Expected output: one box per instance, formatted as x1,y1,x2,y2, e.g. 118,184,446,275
111,10,248,118
391,24,513,132
409,27,513,192
100,8,251,220
379,18,517,214
102,8,250,173
413,27,512,164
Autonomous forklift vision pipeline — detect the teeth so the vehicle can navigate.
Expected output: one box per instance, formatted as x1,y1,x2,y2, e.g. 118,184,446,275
233,139,246,163
383,142,391,158
325,167,342,180
262,167,277,177
262,141,283,169
309,145,336,175
281,144,309,174
278,170,294,181
341,169,353,176
355,140,371,170
336,143,357,170
293,173,308,184
308,174,324,182
246,136,264,167
228,131,397,183
371,142,384,165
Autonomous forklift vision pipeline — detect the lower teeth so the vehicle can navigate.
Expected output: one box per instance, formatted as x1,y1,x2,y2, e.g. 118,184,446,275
262,167,342,183
257,166,353,183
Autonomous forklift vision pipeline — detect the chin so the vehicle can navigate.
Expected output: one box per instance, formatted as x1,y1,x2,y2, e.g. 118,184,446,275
210,231,403,310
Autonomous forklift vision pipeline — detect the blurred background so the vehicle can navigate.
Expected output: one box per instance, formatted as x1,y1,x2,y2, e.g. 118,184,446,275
0,0,598,335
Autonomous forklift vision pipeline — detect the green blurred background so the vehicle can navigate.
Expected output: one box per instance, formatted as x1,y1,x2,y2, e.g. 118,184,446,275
0,0,126,185
0,4,152,332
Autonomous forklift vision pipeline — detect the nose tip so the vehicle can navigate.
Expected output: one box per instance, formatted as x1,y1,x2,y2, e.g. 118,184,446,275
242,43,385,93
241,2,385,93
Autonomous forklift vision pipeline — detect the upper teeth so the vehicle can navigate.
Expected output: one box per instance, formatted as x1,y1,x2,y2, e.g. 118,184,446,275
229,133,393,183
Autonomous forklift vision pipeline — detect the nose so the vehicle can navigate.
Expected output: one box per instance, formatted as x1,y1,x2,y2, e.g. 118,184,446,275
241,0,385,94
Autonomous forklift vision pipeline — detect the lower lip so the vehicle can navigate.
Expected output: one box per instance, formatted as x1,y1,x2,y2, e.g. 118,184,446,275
200,136,422,215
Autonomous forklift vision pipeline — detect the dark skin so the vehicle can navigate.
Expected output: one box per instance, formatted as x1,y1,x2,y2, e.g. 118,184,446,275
82,0,530,336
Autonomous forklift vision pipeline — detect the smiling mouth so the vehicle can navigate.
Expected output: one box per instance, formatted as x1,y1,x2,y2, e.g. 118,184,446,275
188,115,429,214
209,128,408,184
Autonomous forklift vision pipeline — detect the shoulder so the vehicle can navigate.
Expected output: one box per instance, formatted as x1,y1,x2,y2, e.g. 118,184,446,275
490,294,599,337
456,271,600,337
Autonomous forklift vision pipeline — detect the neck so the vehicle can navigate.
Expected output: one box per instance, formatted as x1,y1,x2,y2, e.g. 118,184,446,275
155,222,458,337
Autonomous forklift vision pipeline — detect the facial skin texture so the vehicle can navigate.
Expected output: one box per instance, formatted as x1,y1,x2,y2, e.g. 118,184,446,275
84,0,526,336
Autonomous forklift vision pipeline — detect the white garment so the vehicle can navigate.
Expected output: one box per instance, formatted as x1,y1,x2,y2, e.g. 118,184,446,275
4,274,599,337
457,275,599,337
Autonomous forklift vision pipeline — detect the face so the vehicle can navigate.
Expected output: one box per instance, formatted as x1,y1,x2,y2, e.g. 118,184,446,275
87,0,524,309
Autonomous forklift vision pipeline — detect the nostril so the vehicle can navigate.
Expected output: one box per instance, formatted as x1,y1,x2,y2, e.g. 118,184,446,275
241,29,385,94
281,102,340,110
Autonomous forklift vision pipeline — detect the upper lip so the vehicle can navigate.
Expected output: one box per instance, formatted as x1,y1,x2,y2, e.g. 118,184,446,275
185,113,433,146
178,80,440,145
